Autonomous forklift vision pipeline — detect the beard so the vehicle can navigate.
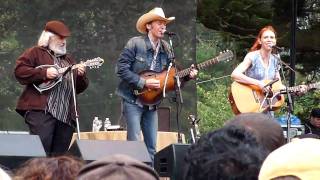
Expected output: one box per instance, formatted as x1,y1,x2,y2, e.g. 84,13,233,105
49,41,67,55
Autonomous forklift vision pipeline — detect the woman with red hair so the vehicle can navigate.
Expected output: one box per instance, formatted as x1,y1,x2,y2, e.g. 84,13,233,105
231,25,281,90
231,25,307,114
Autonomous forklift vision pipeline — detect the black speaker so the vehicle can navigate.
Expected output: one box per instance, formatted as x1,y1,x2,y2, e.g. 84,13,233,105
0,134,46,169
154,143,190,180
68,139,151,165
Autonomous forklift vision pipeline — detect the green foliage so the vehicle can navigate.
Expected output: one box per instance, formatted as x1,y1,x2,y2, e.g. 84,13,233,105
196,23,235,133
197,83,234,132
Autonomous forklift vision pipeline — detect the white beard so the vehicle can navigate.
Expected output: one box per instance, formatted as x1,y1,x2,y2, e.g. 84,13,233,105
49,42,67,55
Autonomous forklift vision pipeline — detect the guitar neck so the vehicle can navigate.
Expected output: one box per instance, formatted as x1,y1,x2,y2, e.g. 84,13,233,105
176,57,221,78
57,64,80,74
287,82,319,93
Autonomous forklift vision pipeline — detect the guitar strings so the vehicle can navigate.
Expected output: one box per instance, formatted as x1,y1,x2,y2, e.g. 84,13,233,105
196,75,231,85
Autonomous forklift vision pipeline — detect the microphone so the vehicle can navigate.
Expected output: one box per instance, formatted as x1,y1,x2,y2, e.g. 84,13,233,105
264,78,279,88
271,45,285,51
164,31,176,36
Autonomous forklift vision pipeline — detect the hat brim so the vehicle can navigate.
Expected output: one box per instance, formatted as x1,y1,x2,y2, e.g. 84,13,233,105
136,14,175,34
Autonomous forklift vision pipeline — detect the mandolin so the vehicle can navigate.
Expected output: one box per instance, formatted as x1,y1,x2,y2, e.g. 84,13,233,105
33,57,104,93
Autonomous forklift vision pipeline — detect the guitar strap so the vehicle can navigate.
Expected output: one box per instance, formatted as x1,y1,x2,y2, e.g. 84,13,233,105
161,39,173,59
46,49,61,67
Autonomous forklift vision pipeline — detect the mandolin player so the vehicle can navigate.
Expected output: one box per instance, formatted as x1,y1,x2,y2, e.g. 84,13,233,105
14,20,89,155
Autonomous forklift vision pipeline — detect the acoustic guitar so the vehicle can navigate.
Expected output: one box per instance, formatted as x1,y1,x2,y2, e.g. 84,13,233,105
229,80,320,114
33,57,104,93
135,50,234,105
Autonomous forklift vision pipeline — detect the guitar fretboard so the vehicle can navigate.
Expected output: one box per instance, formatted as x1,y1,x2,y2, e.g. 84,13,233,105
287,82,320,93
176,51,233,78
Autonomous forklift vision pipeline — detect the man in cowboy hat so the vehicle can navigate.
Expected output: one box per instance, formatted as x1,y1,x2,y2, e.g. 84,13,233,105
14,20,89,155
116,7,197,165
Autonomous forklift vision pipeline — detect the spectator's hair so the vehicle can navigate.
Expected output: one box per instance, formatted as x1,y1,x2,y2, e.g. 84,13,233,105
310,108,320,118
184,125,268,180
225,112,285,153
271,175,301,180
13,155,84,180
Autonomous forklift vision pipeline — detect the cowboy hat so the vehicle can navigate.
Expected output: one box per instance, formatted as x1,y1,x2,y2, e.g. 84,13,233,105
136,7,175,34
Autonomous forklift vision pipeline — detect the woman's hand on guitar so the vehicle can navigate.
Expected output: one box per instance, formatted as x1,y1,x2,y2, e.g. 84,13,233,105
77,62,86,76
257,81,273,95
46,67,59,79
189,64,198,79
296,84,308,96
145,79,160,89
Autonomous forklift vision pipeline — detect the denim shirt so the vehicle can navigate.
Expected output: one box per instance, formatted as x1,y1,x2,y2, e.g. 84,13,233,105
116,36,171,104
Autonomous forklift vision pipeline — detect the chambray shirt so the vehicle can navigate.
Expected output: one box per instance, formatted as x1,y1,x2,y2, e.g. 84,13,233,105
245,50,279,80
116,36,171,104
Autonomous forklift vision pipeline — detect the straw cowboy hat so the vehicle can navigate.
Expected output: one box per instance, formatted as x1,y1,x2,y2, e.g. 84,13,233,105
136,7,175,34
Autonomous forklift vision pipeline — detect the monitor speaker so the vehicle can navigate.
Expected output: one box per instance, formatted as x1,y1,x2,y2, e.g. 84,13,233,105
0,134,46,169
154,143,190,180
68,139,151,165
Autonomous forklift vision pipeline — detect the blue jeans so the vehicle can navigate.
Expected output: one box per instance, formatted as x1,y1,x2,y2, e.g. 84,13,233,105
123,100,158,165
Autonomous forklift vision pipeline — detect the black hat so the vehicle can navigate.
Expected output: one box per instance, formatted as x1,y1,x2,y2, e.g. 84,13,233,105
45,20,71,37
311,108,320,118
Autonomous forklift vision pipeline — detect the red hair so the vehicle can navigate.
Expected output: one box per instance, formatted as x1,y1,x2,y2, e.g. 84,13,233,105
250,25,277,52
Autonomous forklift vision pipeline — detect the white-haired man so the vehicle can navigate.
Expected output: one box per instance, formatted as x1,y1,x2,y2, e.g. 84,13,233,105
14,20,88,155
116,7,197,165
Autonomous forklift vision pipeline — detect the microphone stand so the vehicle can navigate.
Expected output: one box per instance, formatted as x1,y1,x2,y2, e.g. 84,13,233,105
166,34,183,143
272,53,294,142
70,67,81,140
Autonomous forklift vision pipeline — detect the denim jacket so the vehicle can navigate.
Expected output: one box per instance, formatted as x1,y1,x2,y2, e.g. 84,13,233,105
116,36,171,104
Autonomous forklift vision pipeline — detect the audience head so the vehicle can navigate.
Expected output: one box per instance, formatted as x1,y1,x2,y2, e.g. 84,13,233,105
13,155,84,180
77,154,159,180
259,138,320,180
310,108,320,128
225,112,285,153
184,125,268,180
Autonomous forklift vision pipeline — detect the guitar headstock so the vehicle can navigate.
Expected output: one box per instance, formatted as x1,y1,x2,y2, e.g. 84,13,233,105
84,57,105,69
217,50,234,62
309,82,320,90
